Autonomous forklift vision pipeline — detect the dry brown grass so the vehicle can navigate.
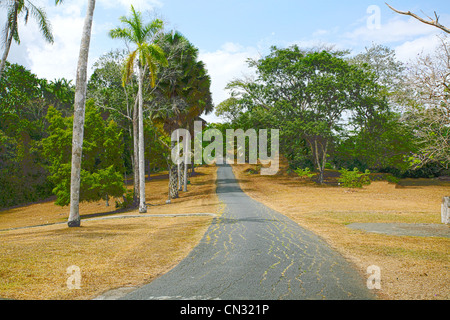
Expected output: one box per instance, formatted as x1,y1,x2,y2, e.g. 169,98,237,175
232,163,450,300
0,165,219,300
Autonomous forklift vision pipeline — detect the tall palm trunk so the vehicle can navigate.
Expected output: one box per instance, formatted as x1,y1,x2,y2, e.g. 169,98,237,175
183,122,190,192
169,140,179,200
179,160,184,191
0,3,18,79
169,165,179,199
132,95,139,207
177,129,182,191
137,63,147,213
68,0,96,227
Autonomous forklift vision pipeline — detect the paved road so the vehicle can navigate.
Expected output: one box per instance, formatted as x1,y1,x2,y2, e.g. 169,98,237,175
121,164,375,300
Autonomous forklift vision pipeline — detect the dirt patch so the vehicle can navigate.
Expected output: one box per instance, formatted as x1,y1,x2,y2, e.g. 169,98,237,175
347,223,450,238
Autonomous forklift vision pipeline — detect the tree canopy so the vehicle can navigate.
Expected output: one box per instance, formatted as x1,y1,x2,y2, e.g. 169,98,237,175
220,43,448,181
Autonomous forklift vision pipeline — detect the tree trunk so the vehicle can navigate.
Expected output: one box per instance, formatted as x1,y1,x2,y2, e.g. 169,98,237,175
177,162,181,191
169,164,179,199
179,160,185,191
132,95,139,207
189,120,195,176
137,64,147,213
183,160,188,191
169,141,179,199
183,123,189,192
313,140,328,185
314,140,323,184
68,0,96,228
177,129,181,191
0,3,18,79
321,141,328,183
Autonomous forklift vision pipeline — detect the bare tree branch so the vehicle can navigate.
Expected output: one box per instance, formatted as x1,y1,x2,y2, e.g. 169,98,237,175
386,3,450,34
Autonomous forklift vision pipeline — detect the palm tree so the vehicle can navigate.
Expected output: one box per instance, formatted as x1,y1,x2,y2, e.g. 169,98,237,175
109,5,167,213
177,60,213,191
68,0,96,227
0,0,63,78
153,32,213,197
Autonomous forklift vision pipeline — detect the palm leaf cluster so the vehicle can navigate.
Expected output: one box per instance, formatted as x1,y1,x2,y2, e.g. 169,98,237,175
109,6,168,88
2,0,53,45
0,0,64,77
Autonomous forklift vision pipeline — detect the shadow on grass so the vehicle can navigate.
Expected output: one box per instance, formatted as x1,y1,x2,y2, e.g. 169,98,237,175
80,207,135,220
398,179,450,187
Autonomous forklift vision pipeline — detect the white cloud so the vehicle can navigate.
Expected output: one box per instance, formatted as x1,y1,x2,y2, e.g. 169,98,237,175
342,16,439,45
200,43,259,104
312,29,328,37
25,13,85,81
199,43,260,123
394,34,442,63
97,0,163,11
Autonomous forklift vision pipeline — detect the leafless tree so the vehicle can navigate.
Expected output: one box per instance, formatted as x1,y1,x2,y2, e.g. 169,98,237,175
386,3,450,34
401,35,450,169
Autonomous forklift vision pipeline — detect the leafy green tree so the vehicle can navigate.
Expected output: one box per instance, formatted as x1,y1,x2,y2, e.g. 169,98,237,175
88,49,140,205
90,166,125,207
43,101,125,208
228,46,384,183
103,120,125,171
0,62,61,208
43,78,75,117
215,97,241,123
336,111,416,174
0,62,41,122
42,105,73,171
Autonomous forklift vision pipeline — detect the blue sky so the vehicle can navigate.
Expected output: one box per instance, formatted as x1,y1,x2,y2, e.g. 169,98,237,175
3,0,450,122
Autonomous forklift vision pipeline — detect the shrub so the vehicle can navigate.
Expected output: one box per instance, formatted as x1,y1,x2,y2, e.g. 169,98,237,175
244,165,261,175
116,189,134,210
295,167,316,179
385,174,400,184
338,167,371,188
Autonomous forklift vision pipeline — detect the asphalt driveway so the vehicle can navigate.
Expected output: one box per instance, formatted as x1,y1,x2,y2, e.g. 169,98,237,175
120,164,375,300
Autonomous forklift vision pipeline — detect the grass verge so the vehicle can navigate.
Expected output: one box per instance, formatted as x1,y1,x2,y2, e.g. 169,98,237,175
0,165,219,300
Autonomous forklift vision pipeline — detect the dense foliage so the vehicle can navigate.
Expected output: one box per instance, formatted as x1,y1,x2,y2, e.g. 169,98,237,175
0,24,213,209
218,43,449,182
0,61,74,208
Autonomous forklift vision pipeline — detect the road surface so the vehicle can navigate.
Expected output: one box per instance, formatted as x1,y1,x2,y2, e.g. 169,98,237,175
121,164,375,300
